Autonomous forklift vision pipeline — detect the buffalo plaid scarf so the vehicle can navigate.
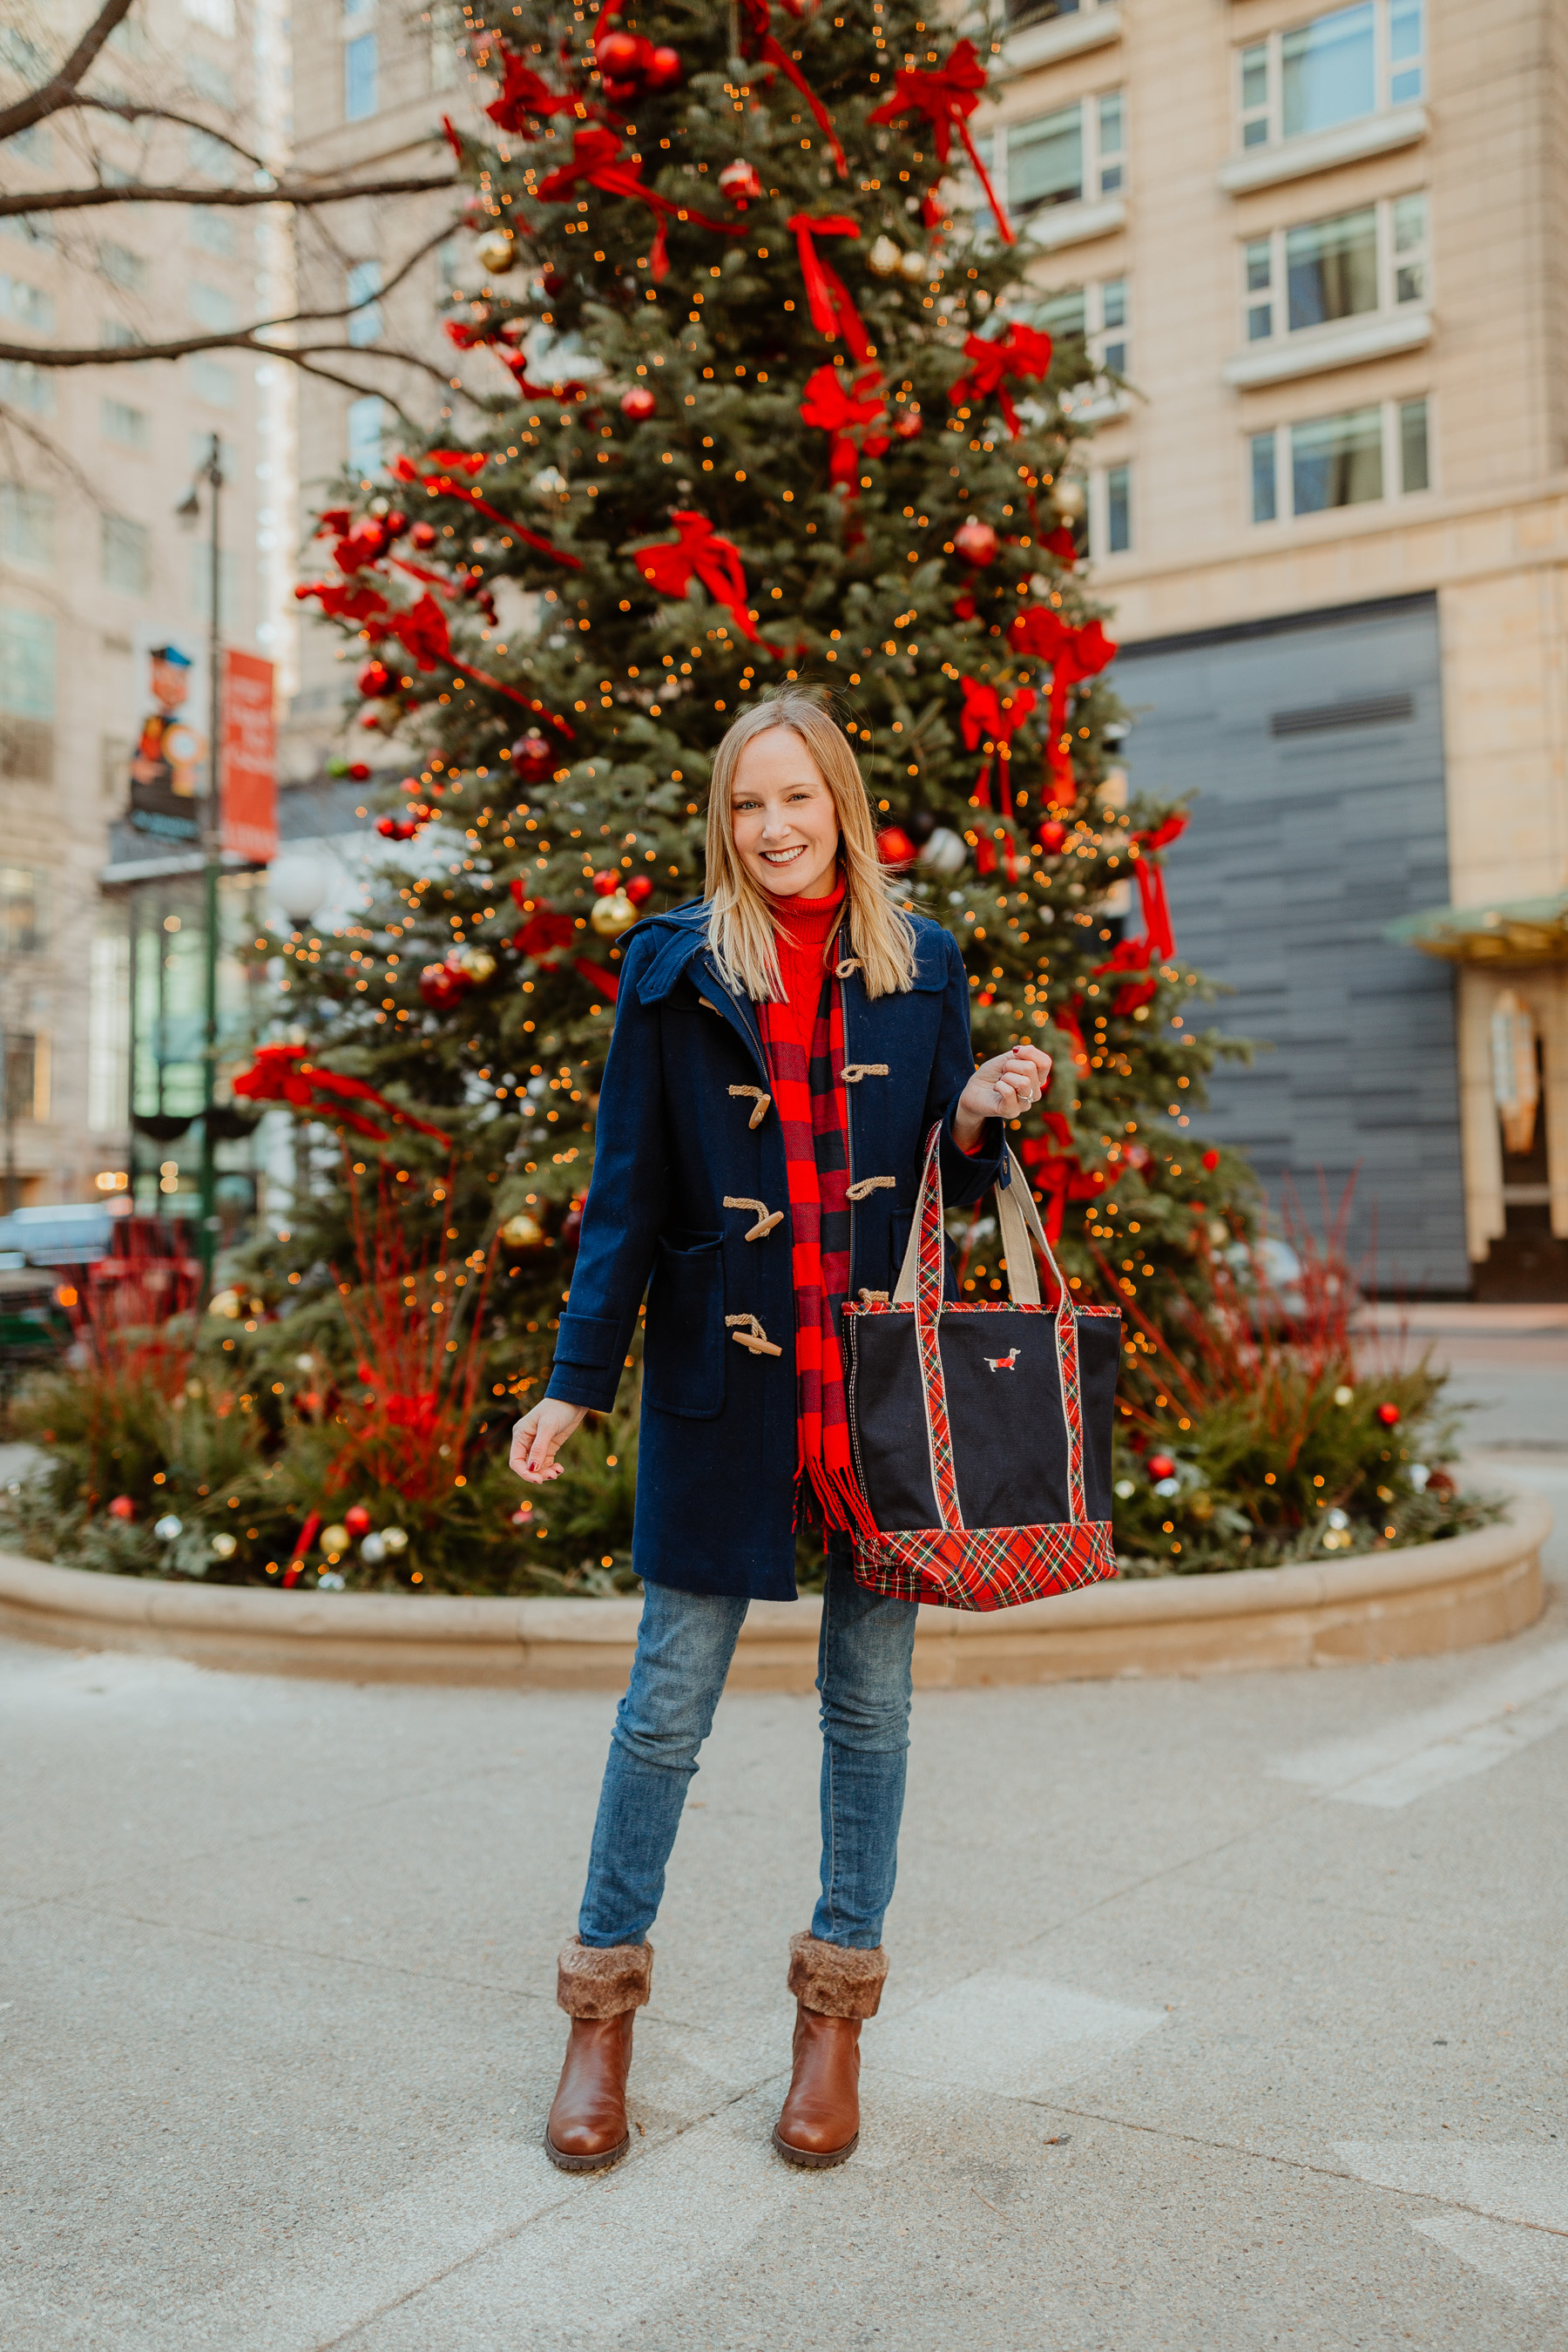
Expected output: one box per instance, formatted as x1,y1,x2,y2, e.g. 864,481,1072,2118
757,943,879,1542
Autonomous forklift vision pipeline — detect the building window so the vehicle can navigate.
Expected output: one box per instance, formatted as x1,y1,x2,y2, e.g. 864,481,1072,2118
347,393,388,478
0,274,54,335
1243,192,1427,341
183,0,236,29
190,207,237,258
186,127,238,185
0,485,54,571
188,280,239,332
102,514,152,596
1094,463,1132,556
347,258,382,347
100,241,147,293
189,355,236,407
0,608,55,782
191,544,238,625
1250,395,1431,522
0,868,42,955
3,1032,48,1125
0,361,53,414
1003,89,1125,219
0,211,54,249
186,56,235,108
90,933,131,1134
101,397,150,449
1240,1,1423,152
344,31,379,121
1035,277,1130,416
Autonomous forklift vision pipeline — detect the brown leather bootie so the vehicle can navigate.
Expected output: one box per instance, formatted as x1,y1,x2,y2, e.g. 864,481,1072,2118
544,1936,653,2173
772,1931,889,2171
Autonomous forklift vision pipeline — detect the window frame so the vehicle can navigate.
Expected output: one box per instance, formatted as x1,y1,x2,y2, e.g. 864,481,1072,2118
1238,1,1423,155
343,30,379,122
996,84,1126,220
1091,461,1132,558
1248,394,1434,524
1241,190,1428,345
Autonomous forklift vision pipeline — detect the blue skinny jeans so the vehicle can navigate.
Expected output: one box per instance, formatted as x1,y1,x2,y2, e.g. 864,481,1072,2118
578,1551,917,1952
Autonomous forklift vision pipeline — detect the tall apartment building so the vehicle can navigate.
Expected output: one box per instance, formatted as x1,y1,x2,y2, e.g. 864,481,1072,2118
0,0,286,1215
984,0,1568,1297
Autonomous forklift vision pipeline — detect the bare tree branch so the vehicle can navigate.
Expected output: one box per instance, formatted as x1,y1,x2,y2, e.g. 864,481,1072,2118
0,169,459,220
0,0,135,145
289,356,428,444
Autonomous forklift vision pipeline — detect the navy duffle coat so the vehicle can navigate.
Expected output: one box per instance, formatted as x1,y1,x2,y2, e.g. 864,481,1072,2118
544,900,1006,1600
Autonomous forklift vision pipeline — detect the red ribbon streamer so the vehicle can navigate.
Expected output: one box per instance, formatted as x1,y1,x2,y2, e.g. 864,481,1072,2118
740,0,846,177
635,510,771,647
868,40,1014,246
786,214,873,363
958,677,1036,824
535,125,740,280
510,889,621,1002
390,452,581,571
233,1046,447,1146
950,323,1054,441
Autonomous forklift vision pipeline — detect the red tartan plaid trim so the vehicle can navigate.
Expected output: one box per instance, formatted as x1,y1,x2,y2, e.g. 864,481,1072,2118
851,1519,1116,1611
848,1301,1122,1316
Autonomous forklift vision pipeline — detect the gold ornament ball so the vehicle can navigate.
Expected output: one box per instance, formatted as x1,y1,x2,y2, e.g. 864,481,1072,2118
452,944,497,983
1052,476,1088,522
381,1525,409,1554
499,1212,547,1251
475,230,517,274
589,888,639,938
868,235,902,277
899,248,929,283
319,1524,351,1557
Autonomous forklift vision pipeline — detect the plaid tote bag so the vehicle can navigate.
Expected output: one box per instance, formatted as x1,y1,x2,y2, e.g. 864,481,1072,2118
843,1122,1122,1610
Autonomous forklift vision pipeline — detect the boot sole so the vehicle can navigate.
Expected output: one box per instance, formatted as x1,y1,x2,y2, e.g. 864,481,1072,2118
772,2126,859,2170
544,2128,631,2173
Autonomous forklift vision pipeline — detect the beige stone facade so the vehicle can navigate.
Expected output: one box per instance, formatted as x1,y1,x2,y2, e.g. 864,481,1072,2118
985,0,1568,1286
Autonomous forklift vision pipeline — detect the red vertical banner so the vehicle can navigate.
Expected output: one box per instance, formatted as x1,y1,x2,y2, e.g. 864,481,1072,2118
220,649,277,863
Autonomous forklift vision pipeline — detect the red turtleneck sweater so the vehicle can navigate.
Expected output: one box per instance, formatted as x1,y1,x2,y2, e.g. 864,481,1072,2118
763,872,845,1044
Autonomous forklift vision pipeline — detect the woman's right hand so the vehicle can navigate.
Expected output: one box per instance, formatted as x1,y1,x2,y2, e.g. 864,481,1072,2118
510,1397,589,1484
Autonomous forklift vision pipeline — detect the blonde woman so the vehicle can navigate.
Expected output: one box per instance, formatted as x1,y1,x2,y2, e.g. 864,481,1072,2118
511,690,1050,2173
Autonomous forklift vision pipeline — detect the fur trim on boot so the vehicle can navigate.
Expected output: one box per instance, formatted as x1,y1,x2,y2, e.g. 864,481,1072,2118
787,1931,889,2020
556,1936,653,2019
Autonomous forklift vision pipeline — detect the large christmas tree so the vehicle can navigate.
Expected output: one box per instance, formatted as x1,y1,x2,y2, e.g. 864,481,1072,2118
241,0,1248,1583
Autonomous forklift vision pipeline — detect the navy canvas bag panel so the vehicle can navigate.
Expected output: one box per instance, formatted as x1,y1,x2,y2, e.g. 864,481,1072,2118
843,1123,1121,1612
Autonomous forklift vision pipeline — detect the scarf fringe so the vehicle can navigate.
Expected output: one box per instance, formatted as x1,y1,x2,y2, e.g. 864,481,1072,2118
806,1456,882,1546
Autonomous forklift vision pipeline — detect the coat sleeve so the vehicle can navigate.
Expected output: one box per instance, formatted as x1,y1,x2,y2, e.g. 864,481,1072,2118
544,934,670,1412
925,928,1005,1208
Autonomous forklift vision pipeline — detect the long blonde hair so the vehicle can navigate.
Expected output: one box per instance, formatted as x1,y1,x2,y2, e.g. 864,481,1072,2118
703,691,918,1001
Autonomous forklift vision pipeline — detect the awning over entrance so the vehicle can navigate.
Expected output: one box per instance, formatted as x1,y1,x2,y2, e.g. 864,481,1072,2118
1384,895,1568,965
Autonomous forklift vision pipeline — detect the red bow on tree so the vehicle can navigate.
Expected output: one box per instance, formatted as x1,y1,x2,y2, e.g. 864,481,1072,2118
1086,812,1186,1012
233,1047,448,1145
635,511,769,647
740,0,846,176
958,677,1036,824
1008,606,1118,803
1017,1115,1112,1245
510,889,620,1001
950,323,1054,442
484,39,580,134
787,214,874,365
389,449,580,571
535,126,740,280
799,363,888,490
868,40,1014,246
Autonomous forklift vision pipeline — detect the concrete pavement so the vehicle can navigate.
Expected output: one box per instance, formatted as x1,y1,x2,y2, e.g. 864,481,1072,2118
4,1449,1568,2349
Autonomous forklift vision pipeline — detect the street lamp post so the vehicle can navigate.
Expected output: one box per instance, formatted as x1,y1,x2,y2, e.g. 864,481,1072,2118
177,433,224,1297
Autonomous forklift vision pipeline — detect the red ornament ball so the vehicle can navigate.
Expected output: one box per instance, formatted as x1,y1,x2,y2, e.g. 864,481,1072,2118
624,873,654,905
382,510,409,537
645,44,683,87
875,827,916,868
357,659,393,699
409,521,437,550
954,519,1000,568
510,731,555,783
108,1495,136,1521
595,30,643,77
347,761,371,782
591,869,621,897
343,1504,372,1539
893,408,923,440
1201,1148,1220,1172
419,959,472,1011
1146,1455,1176,1482
1035,820,1068,854
619,385,658,422
1376,1402,1401,1428
719,159,762,206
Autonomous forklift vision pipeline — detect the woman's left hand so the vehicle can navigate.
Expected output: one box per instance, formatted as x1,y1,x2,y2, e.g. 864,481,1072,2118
953,1043,1053,1149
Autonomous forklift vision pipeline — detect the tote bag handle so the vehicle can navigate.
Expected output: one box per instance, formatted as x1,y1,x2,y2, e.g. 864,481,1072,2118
890,1127,1072,1317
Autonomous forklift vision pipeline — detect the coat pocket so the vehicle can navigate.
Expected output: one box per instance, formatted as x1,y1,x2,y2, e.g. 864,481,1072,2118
643,1230,726,1419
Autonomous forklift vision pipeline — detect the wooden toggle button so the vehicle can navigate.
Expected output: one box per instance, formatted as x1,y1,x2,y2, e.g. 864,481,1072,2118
723,1194,784,1241
728,1084,772,1128
726,1314,782,1357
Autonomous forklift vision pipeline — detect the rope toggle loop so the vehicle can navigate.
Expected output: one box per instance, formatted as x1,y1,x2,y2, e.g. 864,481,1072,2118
723,1194,784,1241
846,1175,896,1201
839,1064,889,1085
834,957,862,979
727,1313,783,1356
728,1084,773,1128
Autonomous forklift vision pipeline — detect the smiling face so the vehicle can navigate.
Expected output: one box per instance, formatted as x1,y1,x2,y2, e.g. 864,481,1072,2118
729,725,841,900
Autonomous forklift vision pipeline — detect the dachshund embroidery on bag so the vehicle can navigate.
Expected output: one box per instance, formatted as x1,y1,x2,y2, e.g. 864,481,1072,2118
985,1348,1020,1372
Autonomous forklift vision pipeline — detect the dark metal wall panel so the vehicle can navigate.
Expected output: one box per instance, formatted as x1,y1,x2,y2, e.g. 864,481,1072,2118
1118,591,1469,1294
